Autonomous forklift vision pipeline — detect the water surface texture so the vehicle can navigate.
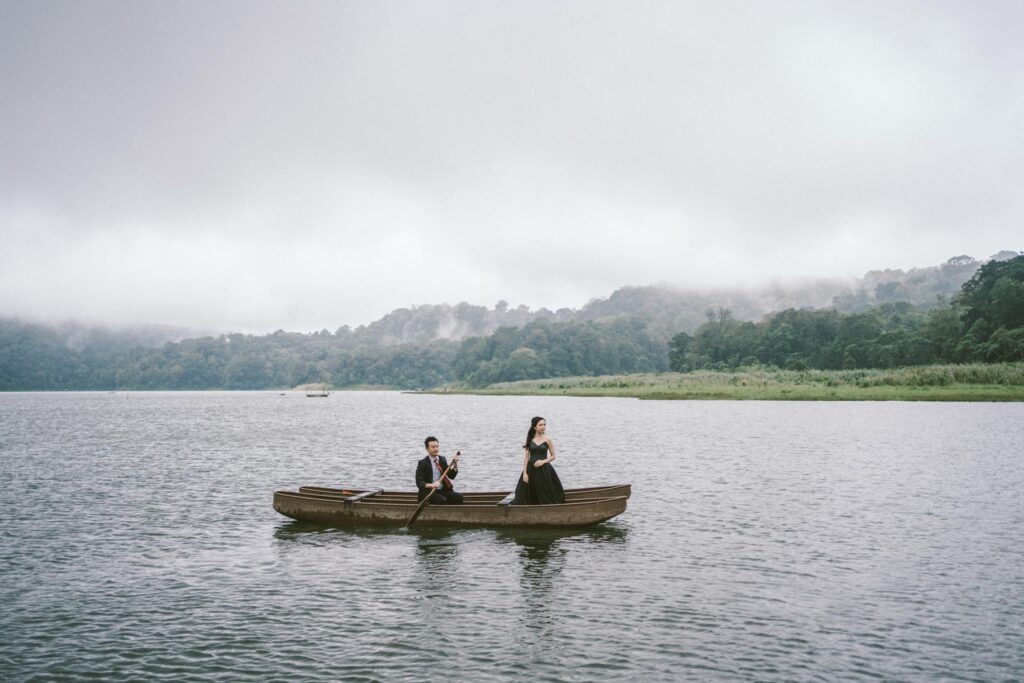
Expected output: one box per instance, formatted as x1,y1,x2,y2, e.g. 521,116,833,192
1,392,1022,681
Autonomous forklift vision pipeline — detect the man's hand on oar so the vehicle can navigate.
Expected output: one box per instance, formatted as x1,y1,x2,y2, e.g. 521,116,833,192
407,450,460,527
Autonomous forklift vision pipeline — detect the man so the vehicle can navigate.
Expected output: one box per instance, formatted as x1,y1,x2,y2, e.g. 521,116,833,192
415,436,463,504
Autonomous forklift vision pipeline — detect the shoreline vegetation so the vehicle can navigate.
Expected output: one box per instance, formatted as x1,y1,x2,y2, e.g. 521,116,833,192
429,363,1024,401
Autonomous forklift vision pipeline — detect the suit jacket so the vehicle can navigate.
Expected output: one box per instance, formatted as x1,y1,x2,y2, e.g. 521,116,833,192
416,455,459,493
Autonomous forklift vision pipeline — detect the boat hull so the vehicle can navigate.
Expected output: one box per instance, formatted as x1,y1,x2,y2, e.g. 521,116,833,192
273,485,630,527
295,483,631,503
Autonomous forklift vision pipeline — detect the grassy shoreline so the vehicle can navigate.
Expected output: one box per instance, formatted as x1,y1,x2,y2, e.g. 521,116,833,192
431,363,1024,401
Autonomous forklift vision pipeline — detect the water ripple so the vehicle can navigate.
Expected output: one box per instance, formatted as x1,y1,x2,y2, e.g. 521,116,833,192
1,393,1022,680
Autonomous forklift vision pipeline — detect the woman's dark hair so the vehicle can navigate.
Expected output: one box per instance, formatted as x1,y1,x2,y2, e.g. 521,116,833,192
524,416,545,449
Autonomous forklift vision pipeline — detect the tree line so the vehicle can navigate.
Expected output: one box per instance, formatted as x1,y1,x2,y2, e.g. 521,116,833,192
2,254,1020,391
670,255,1024,371
0,317,667,390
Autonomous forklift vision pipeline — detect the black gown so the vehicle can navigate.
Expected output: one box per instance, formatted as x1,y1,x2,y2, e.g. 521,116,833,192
512,441,565,505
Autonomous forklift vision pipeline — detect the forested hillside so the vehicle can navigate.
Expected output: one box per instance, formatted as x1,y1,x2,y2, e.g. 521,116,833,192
670,255,1024,371
1,252,1019,390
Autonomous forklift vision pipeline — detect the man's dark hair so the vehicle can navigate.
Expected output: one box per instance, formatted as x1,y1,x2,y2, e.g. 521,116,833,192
424,436,438,449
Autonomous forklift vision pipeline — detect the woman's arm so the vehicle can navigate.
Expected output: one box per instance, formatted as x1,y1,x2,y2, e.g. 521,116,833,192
521,448,530,482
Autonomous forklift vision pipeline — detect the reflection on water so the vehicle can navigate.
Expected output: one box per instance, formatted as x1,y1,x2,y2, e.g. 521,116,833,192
412,528,462,571
492,524,629,548
273,520,630,544
495,525,631,636
273,520,406,542
273,520,341,542
514,535,564,631
410,529,463,630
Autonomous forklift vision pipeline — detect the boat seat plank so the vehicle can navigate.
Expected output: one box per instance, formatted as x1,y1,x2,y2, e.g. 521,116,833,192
344,488,383,503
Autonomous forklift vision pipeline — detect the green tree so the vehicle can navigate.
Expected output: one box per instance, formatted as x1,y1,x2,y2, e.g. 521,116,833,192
958,255,1024,330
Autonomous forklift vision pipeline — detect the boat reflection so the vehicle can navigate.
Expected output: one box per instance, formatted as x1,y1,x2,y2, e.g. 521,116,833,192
492,523,629,549
272,520,405,542
273,520,630,544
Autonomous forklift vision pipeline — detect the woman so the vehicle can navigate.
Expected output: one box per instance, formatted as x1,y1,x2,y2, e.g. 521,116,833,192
512,416,565,505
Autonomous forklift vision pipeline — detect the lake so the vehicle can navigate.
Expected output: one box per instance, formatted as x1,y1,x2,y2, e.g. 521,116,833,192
1,391,1022,681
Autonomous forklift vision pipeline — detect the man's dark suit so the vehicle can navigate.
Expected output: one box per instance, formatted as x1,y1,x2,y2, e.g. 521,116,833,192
415,455,464,504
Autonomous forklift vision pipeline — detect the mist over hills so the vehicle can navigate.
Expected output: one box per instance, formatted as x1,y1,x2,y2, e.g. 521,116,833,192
343,252,1003,347
0,251,1018,391
5,252,1007,348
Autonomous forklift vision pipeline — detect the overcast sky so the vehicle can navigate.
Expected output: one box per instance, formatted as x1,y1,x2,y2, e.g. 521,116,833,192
1,1,1021,333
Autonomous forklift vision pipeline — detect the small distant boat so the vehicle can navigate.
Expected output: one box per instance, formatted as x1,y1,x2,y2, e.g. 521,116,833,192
273,484,630,527
305,383,329,398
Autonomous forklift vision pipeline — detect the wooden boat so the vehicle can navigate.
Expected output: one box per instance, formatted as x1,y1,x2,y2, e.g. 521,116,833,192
273,484,631,527
305,383,329,398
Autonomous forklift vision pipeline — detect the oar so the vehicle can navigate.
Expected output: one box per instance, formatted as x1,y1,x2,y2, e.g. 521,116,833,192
407,451,459,528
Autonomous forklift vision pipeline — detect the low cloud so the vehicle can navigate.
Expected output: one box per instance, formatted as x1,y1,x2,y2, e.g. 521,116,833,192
1,1,1021,332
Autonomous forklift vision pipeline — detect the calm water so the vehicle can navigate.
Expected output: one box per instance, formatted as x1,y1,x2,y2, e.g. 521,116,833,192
1,392,1022,682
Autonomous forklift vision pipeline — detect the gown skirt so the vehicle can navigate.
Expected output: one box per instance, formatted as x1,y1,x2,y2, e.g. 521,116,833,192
512,441,565,505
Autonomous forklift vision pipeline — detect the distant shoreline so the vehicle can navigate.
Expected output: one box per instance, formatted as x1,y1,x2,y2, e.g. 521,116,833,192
427,364,1024,402
6,364,1023,401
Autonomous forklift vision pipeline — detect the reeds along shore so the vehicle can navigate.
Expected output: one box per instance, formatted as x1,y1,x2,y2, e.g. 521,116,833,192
440,363,1024,401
